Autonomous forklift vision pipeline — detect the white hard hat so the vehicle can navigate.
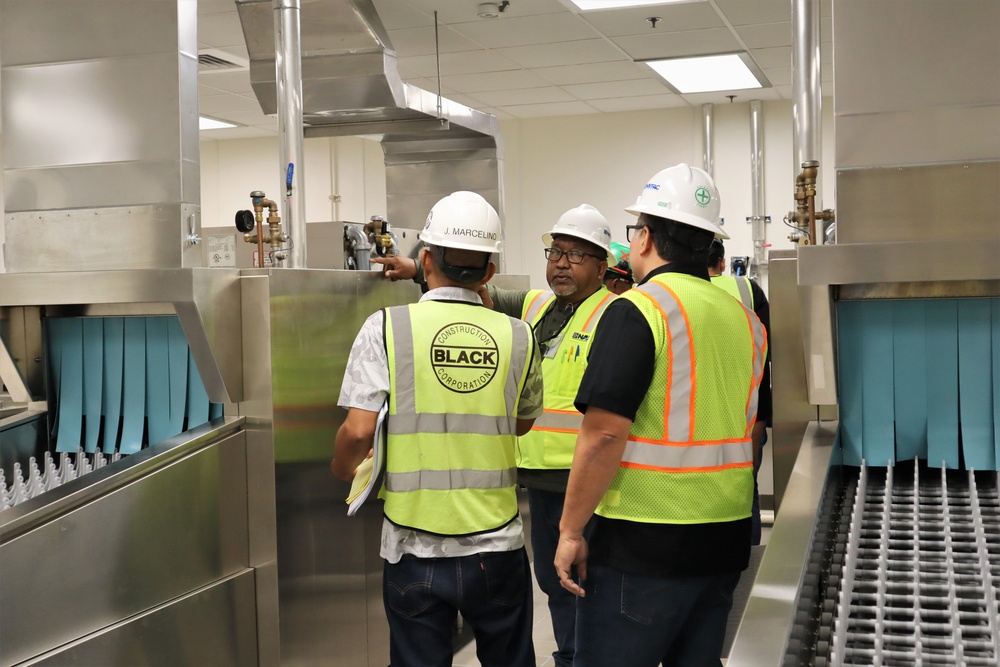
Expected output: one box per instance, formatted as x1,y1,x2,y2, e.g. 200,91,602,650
541,204,616,264
420,191,502,253
624,163,728,239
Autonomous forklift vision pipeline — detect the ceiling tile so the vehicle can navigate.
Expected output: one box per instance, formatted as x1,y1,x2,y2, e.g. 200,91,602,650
736,22,792,49
396,50,522,78
196,70,256,95
564,78,669,100
476,87,577,106
384,0,568,25
371,0,431,30
713,0,790,26
587,94,688,113
198,93,264,114
496,39,627,68
751,46,792,69
445,70,550,93
678,87,784,105
579,2,724,37
197,12,247,49
452,13,600,48
533,61,649,85
613,28,741,61
498,100,600,118
386,26,483,56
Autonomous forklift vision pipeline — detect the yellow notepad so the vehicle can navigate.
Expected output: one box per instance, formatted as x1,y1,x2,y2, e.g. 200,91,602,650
346,401,387,516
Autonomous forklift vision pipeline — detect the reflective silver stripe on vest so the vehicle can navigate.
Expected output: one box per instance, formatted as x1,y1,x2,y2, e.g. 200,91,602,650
637,281,693,442
387,307,417,416
745,307,767,429
533,409,582,431
523,291,554,324
390,412,517,436
581,293,615,333
622,438,752,470
385,466,517,492
734,277,753,310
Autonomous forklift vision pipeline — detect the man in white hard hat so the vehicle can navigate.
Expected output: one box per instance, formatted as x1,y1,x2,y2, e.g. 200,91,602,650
333,191,544,667
708,238,772,547
376,203,616,667
554,164,768,667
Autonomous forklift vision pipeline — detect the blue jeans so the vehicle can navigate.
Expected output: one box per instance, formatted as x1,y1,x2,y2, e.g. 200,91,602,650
383,549,534,667
527,487,593,667
574,564,741,667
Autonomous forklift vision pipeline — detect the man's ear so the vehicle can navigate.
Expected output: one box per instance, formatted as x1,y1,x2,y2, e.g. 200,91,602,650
480,261,497,286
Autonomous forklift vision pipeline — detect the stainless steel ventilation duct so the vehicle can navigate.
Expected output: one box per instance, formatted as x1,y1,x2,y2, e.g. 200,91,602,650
236,0,504,231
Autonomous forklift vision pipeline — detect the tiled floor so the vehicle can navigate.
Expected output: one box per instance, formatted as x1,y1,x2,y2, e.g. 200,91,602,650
452,524,773,667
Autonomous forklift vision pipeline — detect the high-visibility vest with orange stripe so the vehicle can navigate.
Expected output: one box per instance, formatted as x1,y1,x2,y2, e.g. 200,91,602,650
711,275,754,310
518,287,616,470
383,301,534,535
596,273,767,524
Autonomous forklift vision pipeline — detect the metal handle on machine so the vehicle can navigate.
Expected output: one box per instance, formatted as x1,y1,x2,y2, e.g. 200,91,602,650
186,213,201,246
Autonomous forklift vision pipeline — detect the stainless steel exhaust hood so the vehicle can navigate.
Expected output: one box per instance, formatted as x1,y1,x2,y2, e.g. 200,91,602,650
236,0,504,231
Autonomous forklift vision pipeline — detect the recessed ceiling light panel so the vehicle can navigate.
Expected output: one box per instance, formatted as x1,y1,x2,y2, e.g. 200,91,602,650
199,117,237,130
646,54,764,94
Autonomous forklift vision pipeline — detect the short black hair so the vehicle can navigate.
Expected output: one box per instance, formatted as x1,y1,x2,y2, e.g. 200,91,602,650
640,214,714,267
707,238,725,268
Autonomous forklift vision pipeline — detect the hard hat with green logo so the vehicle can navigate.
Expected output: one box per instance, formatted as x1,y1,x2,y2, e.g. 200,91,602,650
624,163,727,239
605,241,632,280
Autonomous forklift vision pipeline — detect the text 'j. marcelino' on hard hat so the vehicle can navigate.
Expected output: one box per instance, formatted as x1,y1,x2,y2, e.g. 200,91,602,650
625,163,729,240
420,191,503,254
541,204,617,264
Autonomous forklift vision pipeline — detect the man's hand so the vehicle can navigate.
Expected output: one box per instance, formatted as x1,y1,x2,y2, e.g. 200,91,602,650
554,532,589,597
372,256,418,282
477,284,494,310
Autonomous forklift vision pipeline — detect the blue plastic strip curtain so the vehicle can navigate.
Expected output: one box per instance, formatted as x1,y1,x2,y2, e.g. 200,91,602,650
52,319,84,453
861,303,895,466
958,300,995,470
994,300,1000,466
82,318,104,454
120,318,148,455
50,316,218,456
102,318,125,454
837,301,865,465
839,298,999,470
186,351,210,429
892,301,928,461
925,300,960,468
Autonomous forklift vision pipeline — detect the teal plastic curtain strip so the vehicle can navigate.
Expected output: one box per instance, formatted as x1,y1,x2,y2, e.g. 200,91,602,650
837,298,999,470
48,316,221,456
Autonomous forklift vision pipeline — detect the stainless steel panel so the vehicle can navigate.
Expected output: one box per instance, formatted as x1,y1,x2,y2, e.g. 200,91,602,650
28,571,259,667
798,284,837,406
0,425,249,666
768,252,819,510
834,163,1000,245
833,0,1000,169
798,238,1000,287
838,280,1000,301
1,0,201,272
728,420,838,667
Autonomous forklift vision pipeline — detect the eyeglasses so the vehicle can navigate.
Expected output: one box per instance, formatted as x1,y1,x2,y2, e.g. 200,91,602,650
544,247,604,264
626,224,645,242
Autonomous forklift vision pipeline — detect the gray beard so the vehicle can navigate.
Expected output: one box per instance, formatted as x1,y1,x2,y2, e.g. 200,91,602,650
552,283,578,298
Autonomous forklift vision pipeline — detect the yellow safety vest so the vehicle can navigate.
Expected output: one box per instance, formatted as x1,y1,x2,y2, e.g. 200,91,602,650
596,273,767,524
519,287,616,470
383,301,533,536
711,275,754,310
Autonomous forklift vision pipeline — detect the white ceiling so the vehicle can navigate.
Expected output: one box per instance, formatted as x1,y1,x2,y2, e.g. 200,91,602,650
197,0,833,139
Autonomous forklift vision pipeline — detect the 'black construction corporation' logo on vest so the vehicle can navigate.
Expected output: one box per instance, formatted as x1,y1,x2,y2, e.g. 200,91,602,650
431,322,499,393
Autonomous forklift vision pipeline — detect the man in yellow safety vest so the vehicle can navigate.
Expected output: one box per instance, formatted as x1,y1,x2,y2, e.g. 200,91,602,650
708,238,772,546
333,191,544,667
376,203,617,667
554,164,767,667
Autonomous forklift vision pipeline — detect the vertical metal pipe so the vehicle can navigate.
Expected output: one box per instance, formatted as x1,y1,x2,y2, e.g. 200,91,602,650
792,0,823,244
701,103,714,177
275,0,306,267
750,100,766,274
